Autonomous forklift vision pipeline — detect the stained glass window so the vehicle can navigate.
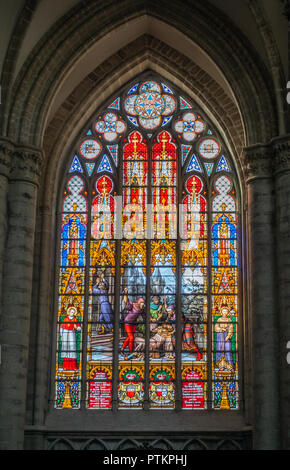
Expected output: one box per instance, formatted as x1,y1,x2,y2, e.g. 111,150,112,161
54,77,241,411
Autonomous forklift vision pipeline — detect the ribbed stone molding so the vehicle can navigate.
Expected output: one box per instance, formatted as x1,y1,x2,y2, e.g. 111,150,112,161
0,139,13,311
272,134,290,449
0,141,43,450
4,0,276,146
25,431,252,450
241,144,279,449
0,139,13,178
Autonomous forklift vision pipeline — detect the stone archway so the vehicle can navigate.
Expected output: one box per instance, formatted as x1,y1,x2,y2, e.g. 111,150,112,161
0,0,287,451
2,1,278,147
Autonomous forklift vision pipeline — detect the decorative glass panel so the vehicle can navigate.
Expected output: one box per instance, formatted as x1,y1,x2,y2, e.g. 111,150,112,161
54,75,241,412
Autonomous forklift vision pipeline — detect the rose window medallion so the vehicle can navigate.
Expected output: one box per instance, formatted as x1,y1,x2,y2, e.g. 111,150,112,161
124,81,176,130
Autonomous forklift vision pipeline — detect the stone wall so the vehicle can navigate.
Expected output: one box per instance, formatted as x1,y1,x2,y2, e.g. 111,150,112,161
0,0,289,450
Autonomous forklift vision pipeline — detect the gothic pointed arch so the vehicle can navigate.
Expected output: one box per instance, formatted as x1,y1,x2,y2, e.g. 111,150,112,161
0,0,288,453
82,438,108,451
116,438,141,450
183,438,208,450
53,74,241,414
3,1,277,148
48,438,75,450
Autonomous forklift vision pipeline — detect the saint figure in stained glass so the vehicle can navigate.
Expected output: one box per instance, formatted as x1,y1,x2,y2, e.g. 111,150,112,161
58,306,82,371
55,75,241,411
214,304,235,372
92,272,114,334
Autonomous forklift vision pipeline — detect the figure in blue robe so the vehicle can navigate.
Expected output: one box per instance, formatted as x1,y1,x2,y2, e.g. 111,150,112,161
93,273,114,333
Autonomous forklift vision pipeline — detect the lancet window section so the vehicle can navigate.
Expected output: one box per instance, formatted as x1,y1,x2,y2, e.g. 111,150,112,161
54,78,240,411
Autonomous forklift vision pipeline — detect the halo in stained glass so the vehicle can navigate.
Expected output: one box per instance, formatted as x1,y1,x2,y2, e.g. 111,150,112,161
79,139,101,160
198,138,220,159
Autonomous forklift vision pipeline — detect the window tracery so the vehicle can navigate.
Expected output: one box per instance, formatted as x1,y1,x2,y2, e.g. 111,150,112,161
55,77,240,412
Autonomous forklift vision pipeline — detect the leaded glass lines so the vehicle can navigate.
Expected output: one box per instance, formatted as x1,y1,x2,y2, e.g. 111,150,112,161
54,76,241,412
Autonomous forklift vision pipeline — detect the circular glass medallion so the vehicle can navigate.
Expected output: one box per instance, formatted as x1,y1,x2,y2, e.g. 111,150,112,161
198,138,220,159
79,139,101,159
134,91,165,119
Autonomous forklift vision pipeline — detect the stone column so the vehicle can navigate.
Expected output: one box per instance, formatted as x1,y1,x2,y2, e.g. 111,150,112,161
242,144,279,449
0,140,12,301
0,144,43,450
273,135,290,449
29,204,53,426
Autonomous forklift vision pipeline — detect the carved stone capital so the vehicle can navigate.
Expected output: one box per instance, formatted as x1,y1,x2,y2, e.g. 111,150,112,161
10,145,44,186
0,138,14,178
0,138,44,184
272,135,290,176
242,144,273,183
